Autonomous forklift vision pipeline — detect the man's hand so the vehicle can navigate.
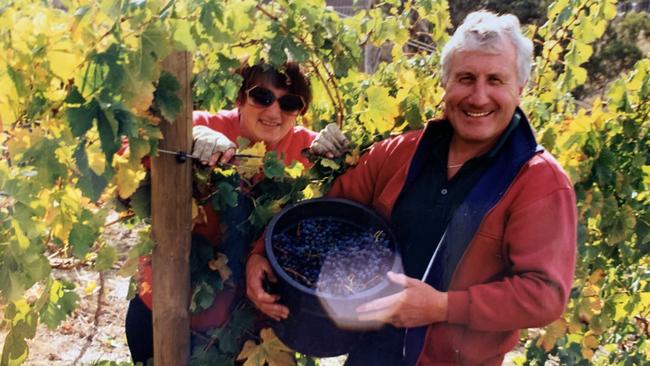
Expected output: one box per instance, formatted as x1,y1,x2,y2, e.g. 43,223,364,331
192,125,236,166
245,253,289,321
356,271,448,328
310,123,349,158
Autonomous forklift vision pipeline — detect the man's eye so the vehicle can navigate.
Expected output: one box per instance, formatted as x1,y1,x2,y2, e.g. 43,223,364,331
489,77,504,85
458,76,474,84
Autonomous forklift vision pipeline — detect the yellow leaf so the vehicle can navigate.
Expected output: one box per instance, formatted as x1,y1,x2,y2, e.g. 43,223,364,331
582,334,599,349
536,318,567,352
360,85,399,134
237,328,295,366
237,142,266,179
572,66,587,85
113,154,146,199
344,148,360,166
84,280,97,295
302,184,321,199
581,347,594,360
602,0,617,20
260,328,294,366
208,253,232,282
568,316,583,333
86,143,106,175
588,269,605,284
0,69,19,124
124,82,155,115
319,158,340,170
582,284,599,297
11,220,30,249
284,161,304,178
542,44,562,62
47,46,80,80
238,140,266,157
237,340,260,362
573,41,593,64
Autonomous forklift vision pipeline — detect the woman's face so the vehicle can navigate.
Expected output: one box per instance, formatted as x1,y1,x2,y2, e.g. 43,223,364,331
237,82,305,146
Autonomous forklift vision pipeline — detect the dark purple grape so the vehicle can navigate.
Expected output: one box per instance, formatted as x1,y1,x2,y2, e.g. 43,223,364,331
272,218,394,296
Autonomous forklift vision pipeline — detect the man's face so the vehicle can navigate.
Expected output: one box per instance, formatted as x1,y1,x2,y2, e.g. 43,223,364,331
443,39,523,152
237,83,300,146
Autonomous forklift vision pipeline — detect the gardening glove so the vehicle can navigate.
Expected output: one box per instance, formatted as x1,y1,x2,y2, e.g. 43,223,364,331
192,125,236,166
310,123,349,158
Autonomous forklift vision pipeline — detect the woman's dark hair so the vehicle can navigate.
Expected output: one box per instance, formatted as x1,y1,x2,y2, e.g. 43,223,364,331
235,60,312,115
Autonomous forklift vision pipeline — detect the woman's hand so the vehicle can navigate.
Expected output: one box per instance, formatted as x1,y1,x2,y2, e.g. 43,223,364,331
192,125,236,166
311,123,349,158
245,253,289,321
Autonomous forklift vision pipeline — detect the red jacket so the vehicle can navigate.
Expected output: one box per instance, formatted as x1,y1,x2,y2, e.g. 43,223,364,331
138,109,317,330
327,115,577,365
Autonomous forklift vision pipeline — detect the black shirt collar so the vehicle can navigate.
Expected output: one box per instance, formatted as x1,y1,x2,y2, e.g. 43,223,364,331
430,109,523,165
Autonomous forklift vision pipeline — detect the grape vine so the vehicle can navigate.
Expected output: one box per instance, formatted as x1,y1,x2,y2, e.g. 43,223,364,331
0,0,647,365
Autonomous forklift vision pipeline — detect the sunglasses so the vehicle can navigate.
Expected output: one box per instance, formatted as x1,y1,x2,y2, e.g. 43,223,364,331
245,86,306,115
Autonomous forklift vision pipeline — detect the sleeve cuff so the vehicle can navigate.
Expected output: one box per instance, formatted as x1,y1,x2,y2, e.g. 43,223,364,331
248,232,266,258
447,290,470,325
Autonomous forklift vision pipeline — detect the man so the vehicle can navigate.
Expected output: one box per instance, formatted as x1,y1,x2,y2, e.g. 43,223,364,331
247,11,577,365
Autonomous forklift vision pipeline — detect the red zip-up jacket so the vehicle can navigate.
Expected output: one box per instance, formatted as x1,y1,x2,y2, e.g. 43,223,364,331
326,116,577,365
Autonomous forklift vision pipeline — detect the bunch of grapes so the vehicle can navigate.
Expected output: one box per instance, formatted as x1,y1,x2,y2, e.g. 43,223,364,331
272,217,394,296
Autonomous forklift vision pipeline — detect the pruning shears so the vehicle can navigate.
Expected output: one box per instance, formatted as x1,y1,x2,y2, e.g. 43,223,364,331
157,148,263,164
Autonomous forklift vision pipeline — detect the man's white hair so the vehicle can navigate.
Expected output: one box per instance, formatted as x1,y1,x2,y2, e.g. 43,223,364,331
440,11,533,87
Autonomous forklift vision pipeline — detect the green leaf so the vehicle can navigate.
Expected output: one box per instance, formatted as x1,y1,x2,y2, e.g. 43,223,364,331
96,106,121,165
64,86,86,104
171,19,197,51
268,35,288,66
285,38,309,63
21,138,68,188
39,280,79,329
250,203,274,231
153,71,182,122
263,152,285,178
74,145,108,202
211,181,238,211
95,245,117,271
190,281,215,313
132,22,172,81
130,182,151,219
69,222,96,258
1,299,37,366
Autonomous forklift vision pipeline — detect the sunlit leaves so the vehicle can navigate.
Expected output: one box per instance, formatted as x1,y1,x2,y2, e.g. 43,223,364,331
357,85,400,134
537,318,567,352
113,154,147,199
1,299,37,366
39,280,79,330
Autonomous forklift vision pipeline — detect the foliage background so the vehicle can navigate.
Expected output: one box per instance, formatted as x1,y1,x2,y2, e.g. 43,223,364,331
0,0,648,365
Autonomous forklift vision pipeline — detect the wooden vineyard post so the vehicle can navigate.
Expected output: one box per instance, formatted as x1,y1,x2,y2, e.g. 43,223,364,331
151,51,193,365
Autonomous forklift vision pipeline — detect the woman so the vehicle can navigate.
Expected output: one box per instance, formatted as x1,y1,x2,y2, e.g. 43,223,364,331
124,60,348,363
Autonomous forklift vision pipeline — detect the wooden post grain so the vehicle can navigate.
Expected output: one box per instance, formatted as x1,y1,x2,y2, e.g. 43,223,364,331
151,51,193,366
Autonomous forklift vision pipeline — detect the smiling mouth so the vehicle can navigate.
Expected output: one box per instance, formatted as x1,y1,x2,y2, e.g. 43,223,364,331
259,119,281,127
464,110,492,117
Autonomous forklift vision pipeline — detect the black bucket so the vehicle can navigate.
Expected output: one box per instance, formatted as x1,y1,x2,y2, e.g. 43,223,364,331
264,198,402,357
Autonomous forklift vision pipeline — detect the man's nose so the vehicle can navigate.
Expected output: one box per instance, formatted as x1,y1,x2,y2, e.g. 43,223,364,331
468,81,490,105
